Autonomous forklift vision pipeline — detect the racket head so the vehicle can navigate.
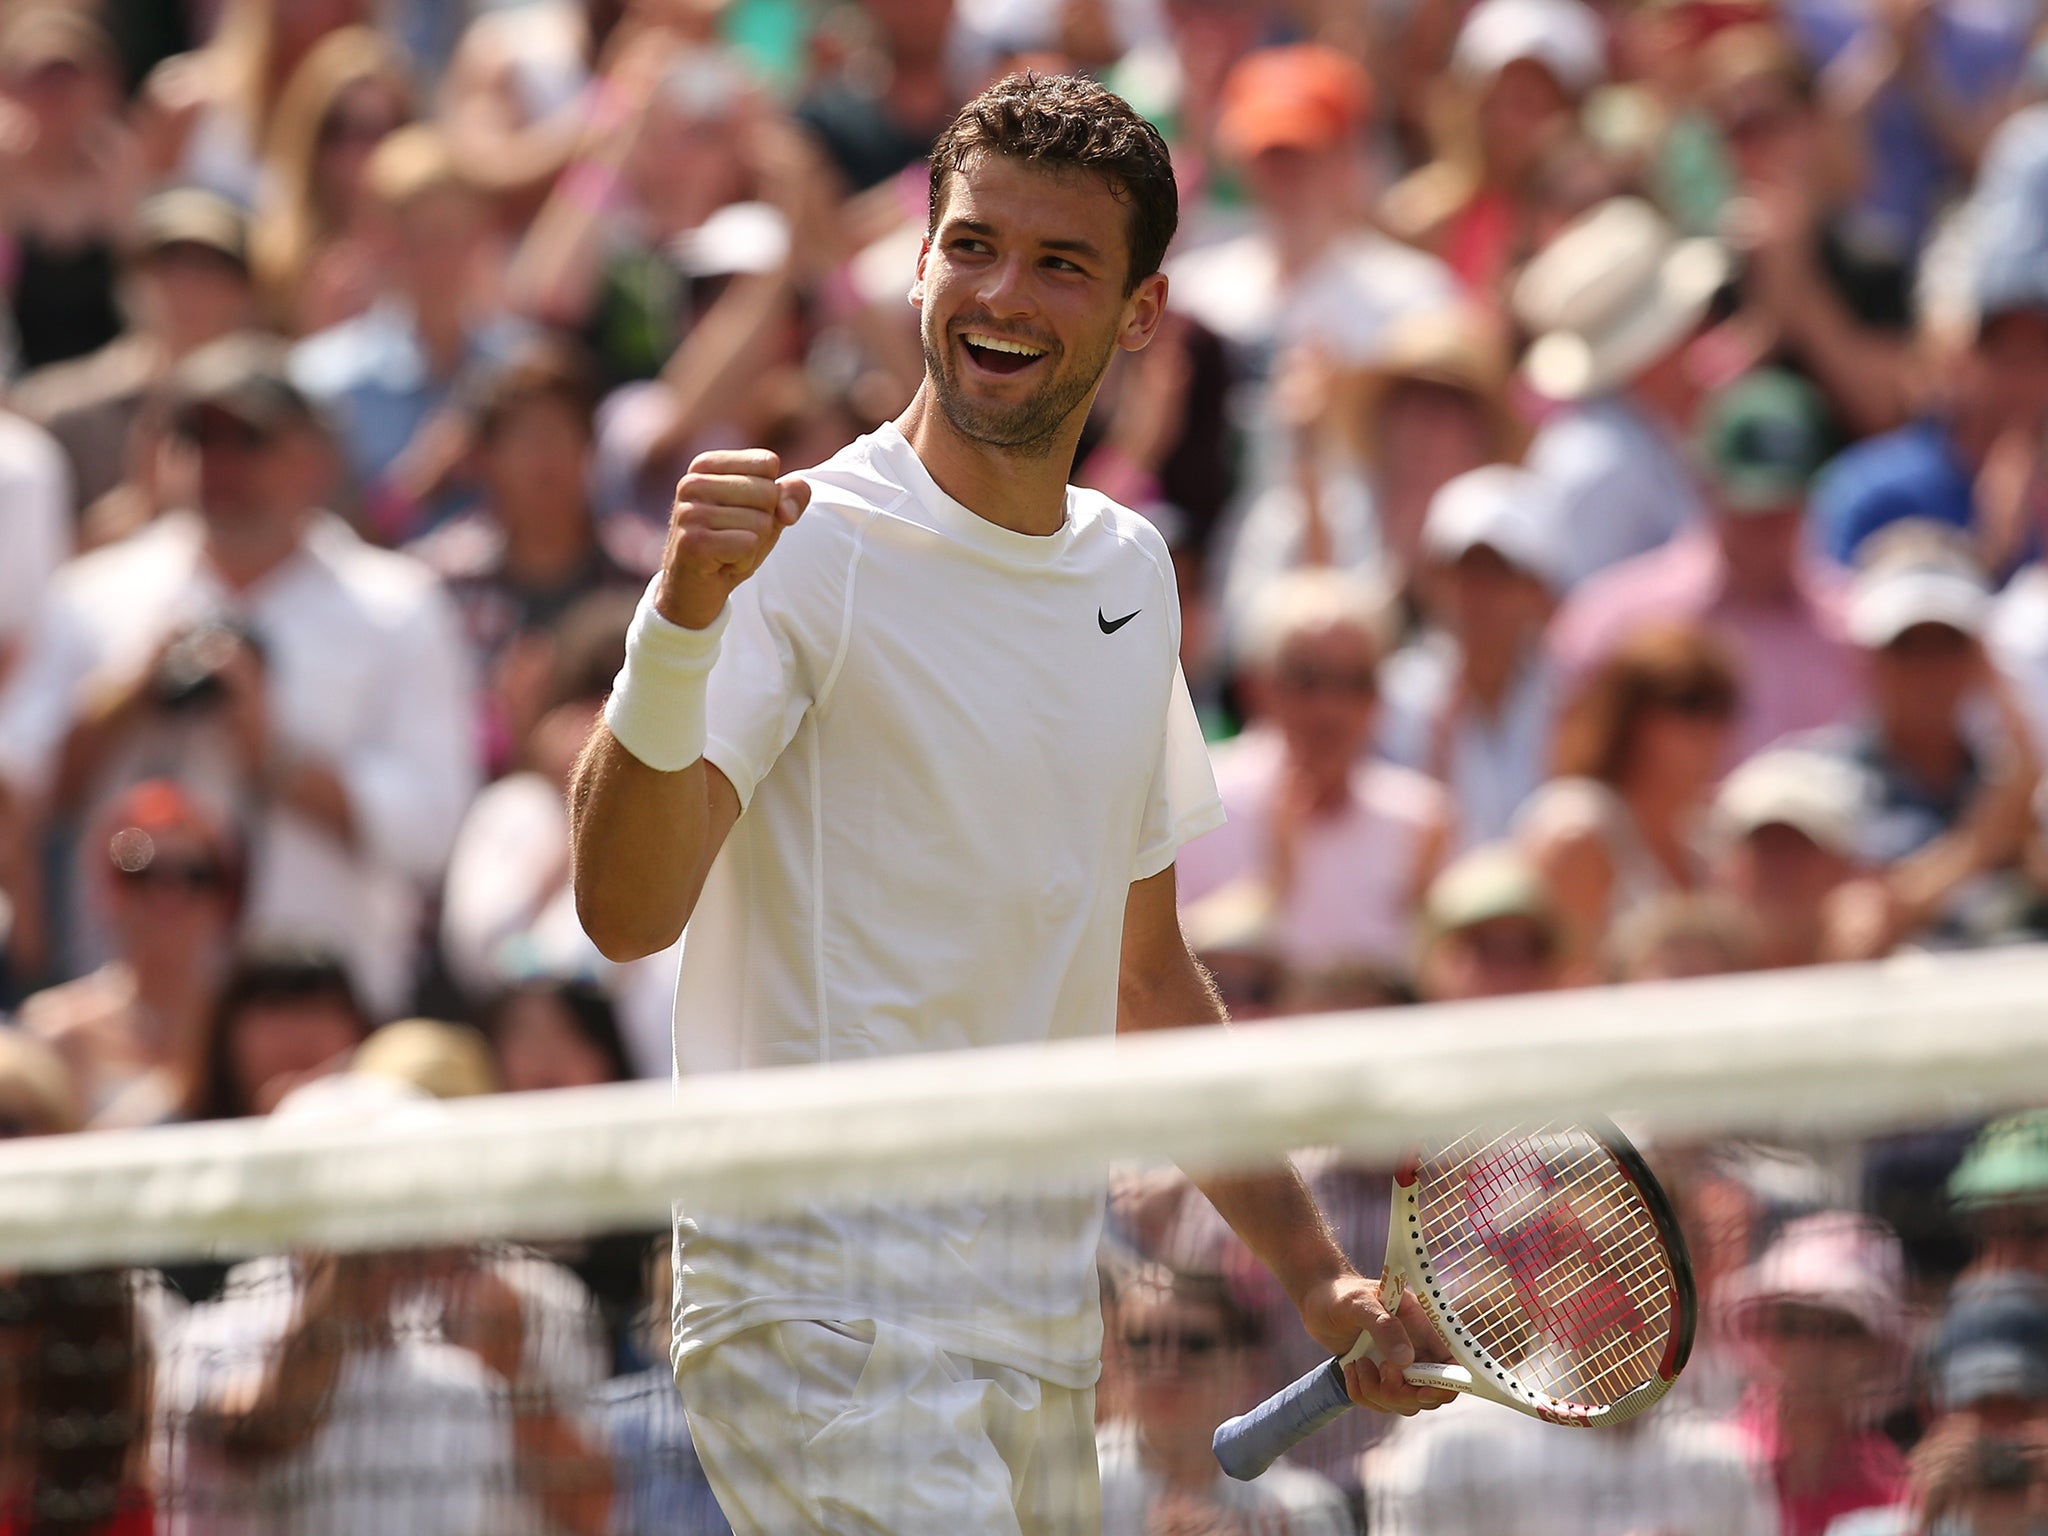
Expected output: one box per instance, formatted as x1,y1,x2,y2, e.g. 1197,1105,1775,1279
1385,1117,1697,1427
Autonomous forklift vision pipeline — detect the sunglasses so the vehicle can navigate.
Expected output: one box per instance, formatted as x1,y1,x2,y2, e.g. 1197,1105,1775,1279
1274,664,1376,699
320,111,402,148
1757,1308,1865,1342
179,413,276,452
115,859,229,894
1121,1330,1230,1364
1653,686,1733,720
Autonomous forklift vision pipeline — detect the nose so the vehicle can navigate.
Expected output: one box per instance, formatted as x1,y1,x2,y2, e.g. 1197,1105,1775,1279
973,252,1037,322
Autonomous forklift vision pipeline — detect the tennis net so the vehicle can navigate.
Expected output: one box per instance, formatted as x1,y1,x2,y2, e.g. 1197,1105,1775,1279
3,946,2047,1534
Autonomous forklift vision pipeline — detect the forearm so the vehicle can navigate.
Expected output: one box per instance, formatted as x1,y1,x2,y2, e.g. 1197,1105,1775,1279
643,273,795,470
510,1408,612,1536
568,727,713,961
216,1313,349,1462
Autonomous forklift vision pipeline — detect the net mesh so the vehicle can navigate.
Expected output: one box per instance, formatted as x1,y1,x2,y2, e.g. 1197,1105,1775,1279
1,947,2046,1534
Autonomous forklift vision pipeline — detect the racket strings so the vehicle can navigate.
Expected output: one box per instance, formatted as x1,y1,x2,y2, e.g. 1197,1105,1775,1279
1411,1124,1676,1407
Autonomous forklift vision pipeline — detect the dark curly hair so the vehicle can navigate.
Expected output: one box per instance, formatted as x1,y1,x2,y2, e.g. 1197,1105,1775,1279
927,72,1178,292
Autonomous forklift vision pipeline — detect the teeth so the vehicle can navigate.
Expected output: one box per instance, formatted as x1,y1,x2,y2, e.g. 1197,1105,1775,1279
964,333,1046,357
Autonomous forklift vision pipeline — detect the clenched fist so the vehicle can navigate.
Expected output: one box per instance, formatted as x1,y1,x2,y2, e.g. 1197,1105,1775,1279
655,449,812,630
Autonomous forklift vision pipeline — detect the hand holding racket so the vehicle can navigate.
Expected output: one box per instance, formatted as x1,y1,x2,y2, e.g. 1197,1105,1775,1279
1214,1118,1696,1481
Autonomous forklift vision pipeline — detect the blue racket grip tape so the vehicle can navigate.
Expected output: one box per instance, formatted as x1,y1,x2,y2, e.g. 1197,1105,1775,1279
1213,1356,1354,1481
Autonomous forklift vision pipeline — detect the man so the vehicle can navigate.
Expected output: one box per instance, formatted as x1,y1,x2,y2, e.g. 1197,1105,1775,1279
1708,748,1873,969
1514,196,1731,589
570,72,1445,1535
0,333,476,1015
1412,843,1567,1002
13,187,259,519
1177,569,1452,980
1552,368,1864,761
1378,463,1564,847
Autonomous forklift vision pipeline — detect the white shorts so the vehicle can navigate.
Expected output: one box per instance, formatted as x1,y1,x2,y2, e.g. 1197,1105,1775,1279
676,1319,1101,1536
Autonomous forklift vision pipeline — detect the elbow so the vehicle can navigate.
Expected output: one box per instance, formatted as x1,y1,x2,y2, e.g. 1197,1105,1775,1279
575,888,682,964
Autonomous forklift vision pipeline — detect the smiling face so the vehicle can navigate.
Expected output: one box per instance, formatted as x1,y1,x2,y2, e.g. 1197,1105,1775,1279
913,154,1166,455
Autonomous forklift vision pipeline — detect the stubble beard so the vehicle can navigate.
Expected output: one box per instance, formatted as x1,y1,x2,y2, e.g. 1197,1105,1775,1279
921,321,1120,459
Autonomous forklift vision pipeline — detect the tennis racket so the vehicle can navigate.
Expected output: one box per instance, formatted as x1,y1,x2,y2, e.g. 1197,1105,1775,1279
1213,1118,1696,1480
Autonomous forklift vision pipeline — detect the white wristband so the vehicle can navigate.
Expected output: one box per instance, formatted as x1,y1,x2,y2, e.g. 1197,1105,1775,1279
602,592,728,772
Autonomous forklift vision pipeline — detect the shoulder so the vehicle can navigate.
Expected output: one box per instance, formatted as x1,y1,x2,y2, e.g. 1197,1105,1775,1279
1358,759,1453,828
52,513,196,606
792,430,914,522
1516,775,1626,846
1814,422,1963,506
1341,232,1458,298
1074,489,1176,586
289,310,390,391
405,510,505,583
1527,401,1646,491
305,517,460,626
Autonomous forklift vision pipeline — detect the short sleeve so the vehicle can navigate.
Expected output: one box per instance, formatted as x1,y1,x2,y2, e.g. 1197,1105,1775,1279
1132,660,1224,881
701,509,861,808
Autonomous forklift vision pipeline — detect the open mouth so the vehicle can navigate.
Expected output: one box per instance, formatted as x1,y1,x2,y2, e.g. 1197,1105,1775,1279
959,331,1049,377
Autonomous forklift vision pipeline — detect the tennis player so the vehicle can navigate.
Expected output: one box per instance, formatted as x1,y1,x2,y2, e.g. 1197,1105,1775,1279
570,71,1449,1535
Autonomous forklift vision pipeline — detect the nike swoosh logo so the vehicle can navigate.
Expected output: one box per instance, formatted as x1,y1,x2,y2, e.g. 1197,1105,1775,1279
1098,608,1141,634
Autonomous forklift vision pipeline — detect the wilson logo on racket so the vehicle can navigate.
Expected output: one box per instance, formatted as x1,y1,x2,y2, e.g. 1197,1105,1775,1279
1213,1118,1698,1481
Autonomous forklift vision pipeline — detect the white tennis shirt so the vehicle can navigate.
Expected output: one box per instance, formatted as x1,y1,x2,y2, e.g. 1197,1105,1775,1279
671,422,1223,1387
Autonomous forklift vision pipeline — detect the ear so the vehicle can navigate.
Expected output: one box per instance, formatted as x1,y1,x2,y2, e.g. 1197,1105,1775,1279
909,236,932,308
1117,271,1169,354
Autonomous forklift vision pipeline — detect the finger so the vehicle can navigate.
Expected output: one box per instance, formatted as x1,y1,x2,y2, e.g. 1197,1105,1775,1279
675,527,777,567
676,471,783,516
687,448,782,481
776,475,811,525
678,502,780,535
1396,1291,1452,1364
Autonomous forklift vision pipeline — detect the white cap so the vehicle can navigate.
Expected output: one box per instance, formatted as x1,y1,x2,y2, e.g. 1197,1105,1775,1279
1452,0,1608,96
669,201,790,279
1420,464,1566,588
1846,561,1990,648
1713,748,1871,859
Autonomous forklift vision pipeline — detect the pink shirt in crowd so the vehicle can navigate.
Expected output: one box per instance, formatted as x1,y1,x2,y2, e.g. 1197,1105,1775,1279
1733,1394,1908,1536
1174,727,1447,972
1549,526,1865,763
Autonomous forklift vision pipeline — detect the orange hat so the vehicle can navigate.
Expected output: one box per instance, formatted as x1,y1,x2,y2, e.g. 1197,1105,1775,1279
1217,45,1372,161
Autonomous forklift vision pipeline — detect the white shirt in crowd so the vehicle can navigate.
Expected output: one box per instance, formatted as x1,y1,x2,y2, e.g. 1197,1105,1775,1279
0,510,476,1014
0,409,71,673
1175,725,1448,973
672,422,1223,1389
1377,630,1562,849
1365,1402,1780,1536
439,769,678,1077
1096,1419,1354,1536
1525,393,1705,591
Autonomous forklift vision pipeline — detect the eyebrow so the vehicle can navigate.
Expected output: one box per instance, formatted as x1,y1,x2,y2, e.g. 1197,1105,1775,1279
945,217,1104,263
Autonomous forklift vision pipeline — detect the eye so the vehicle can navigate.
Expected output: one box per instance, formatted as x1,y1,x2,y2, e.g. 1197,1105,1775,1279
950,237,992,257
1043,256,1084,273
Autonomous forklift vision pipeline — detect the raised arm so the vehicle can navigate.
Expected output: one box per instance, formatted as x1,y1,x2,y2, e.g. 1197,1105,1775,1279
569,449,808,960
1116,865,1451,1417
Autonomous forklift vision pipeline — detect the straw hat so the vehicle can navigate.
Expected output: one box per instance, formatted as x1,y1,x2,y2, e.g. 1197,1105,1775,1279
1344,306,1520,461
1513,197,1730,401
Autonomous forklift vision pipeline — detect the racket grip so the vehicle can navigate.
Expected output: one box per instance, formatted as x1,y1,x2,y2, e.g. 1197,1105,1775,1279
1212,1357,1353,1482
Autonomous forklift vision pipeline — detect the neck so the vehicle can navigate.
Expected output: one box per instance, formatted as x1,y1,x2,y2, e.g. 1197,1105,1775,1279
203,508,309,590
1138,1426,1218,1492
1459,640,1521,712
1885,714,1966,790
896,384,1080,537
128,951,216,1064
1776,1410,1854,1490
1269,207,1343,282
500,505,594,585
1622,777,1700,880
411,297,468,379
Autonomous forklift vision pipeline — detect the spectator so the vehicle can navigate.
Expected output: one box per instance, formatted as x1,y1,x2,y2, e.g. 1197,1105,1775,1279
1808,268,2048,574
250,26,415,338
155,1072,613,1536
0,405,69,686
794,0,961,196
1607,891,1764,980
407,338,652,771
1709,748,1875,968
1380,463,1564,846
0,1262,151,1536
1167,44,1458,392
1384,0,1608,299
1701,25,1916,438
1519,623,1740,968
440,590,674,1075
12,188,257,525
1553,368,1865,762
18,780,242,1128
1220,306,1517,646
137,0,380,206
0,333,476,1015
1177,570,1452,982
1724,1212,1911,1536
292,124,530,541
1414,842,1568,1000
182,946,371,1122
1513,196,1733,589
0,5,143,376
1365,1400,1775,1535
1805,534,2044,954
0,1025,80,1138
1950,1112,2048,1282
486,977,635,1094
1097,1265,1352,1536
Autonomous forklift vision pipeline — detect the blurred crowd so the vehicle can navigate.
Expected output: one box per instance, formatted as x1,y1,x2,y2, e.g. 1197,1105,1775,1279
1,0,2047,1525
